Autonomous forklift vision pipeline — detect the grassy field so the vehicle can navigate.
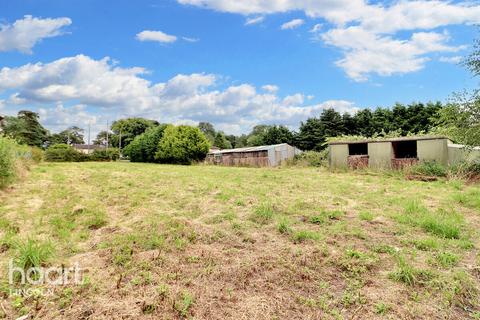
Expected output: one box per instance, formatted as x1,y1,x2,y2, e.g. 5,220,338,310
0,162,479,319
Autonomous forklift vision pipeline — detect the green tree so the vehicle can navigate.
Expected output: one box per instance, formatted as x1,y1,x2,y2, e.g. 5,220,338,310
123,125,168,162
93,130,118,147
155,125,210,164
49,126,85,145
111,118,158,148
213,132,232,149
1,111,48,147
434,93,480,146
246,125,270,146
198,122,216,144
295,118,325,151
262,125,294,145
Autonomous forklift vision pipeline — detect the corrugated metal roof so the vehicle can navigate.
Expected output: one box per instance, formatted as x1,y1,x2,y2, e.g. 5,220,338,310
208,143,290,155
329,136,449,145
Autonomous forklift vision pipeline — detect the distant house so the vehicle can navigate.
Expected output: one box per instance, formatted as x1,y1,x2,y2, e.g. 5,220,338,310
72,144,102,154
329,136,480,170
206,143,302,167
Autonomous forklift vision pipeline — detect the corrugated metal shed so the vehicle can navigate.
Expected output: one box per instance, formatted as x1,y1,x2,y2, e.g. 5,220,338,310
206,143,302,167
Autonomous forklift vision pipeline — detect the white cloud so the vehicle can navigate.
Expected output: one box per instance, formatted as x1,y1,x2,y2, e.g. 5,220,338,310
281,19,304,30
439,56,463,64
322,28,460,81
0,55,357,134
136,30,177,43
177,0,480,80
245,16,265,25
310,24,322,33
0,15,71,53
261,84,278,93
182,36,199,42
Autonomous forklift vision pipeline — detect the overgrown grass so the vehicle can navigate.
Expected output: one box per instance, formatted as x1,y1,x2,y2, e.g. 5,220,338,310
1,162,479,319
397,200,464,239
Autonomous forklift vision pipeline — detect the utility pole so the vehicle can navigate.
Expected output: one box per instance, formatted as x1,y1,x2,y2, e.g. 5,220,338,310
106,120,109,149
88,122,90,149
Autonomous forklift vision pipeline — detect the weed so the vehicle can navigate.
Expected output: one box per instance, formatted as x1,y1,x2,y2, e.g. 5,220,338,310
277,218,292,234
15,238,53,272
250,203,275,224
174,291,194,318
410,237,440,251
359,211,374,221
292,230,321,243
374,302,391,315
434,251,459,268
389,255,434,286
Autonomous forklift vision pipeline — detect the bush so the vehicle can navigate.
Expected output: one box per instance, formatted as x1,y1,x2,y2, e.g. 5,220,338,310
0,137,18,188
155,125,210,165
45,144,86,162
409,161,447,177
450,159,480,179
288,150,327,167
123,125,167,162
90,148,120,161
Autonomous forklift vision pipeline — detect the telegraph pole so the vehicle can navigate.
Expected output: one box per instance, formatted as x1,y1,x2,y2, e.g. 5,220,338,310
88,123,91,153
106,120,109,149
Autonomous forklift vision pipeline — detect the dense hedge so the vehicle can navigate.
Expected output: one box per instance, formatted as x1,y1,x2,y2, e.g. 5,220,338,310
45,144,119,162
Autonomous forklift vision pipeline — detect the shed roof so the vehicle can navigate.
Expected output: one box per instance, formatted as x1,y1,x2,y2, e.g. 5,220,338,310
329,136,449,145
208,143,292,155
72,144,102,150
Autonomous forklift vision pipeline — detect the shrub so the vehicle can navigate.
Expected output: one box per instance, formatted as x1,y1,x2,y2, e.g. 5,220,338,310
90,148,120,161
45,144,86,162
450,159,480,179
123,125,167,162
0,137,17,188
155,125,210,165
409,161,447,177
289,150,327,167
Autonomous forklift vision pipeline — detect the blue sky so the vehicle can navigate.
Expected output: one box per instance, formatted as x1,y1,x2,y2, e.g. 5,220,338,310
0,0,479,136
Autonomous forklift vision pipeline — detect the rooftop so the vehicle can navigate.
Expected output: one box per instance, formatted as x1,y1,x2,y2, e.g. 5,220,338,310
328,136,449,145
208,143,292,154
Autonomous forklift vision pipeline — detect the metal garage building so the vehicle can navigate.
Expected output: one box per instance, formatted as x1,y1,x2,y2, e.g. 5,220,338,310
206,143,302,167
329,136,480,170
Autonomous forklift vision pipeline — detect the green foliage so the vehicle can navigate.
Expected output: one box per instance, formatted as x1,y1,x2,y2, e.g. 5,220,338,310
155,125,210,164
44,144,86,162
48,126,84,145
290,150,327,167
0,137,18,188
90,148,120,161
15,238,53,271
250,203,275,224
123,125,168,162
214,131,232,149
1,111,49,147
433,94,480,146
262,125,294,145
295,104,442,151
111,118,159,149
389,255,434,286
409,161,447,177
